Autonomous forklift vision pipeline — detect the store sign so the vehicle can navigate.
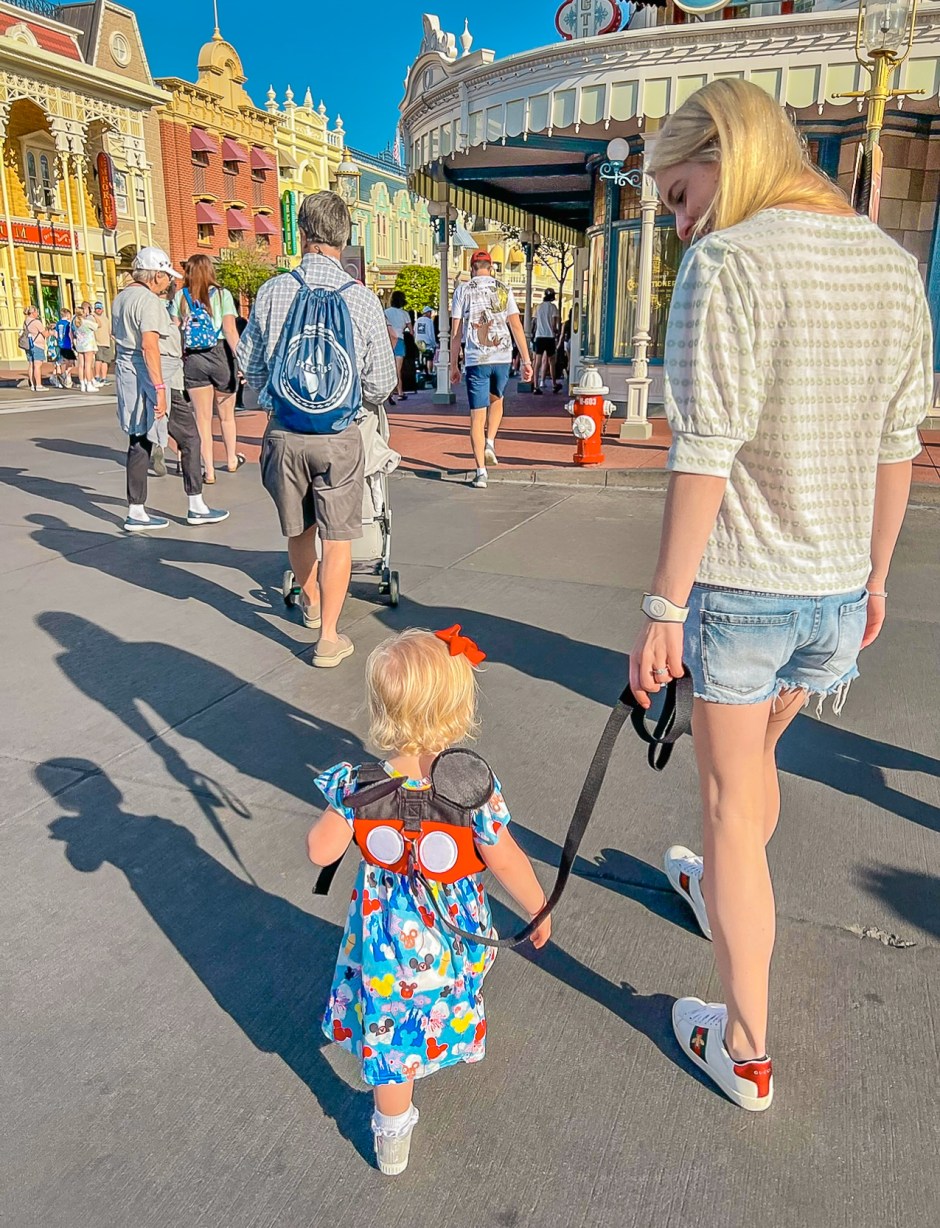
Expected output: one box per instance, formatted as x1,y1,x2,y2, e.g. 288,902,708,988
555,0,622,40
281,189,297,256
0,219,75,249
674,0,726,13
97,151,118,231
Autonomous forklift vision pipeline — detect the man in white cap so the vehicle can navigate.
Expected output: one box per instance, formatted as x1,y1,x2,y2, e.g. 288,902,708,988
414,306,436,378
112,246,228,532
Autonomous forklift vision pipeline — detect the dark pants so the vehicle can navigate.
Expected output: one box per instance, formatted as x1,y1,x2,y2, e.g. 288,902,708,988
167,391,203,496
126,434,152,505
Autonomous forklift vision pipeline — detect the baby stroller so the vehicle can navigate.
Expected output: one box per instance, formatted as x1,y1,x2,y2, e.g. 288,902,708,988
282,402,402,610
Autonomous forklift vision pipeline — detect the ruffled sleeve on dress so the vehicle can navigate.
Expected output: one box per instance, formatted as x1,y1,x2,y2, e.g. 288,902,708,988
471,775,511,847
314,762,359,825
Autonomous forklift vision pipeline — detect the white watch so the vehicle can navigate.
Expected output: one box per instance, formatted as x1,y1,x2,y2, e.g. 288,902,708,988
642,593,689,624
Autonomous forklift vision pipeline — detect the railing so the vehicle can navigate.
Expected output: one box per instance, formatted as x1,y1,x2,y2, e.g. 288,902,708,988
6,0,60,18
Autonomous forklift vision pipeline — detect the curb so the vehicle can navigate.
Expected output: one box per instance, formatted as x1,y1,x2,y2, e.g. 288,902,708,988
396,465,940,504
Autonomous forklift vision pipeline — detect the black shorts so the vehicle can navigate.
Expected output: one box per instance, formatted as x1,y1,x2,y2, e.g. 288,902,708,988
534,337,557,357
183,341,237,394
60,347,76,361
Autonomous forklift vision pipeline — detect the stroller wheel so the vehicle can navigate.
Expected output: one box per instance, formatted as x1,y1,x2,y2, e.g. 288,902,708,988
282,569,298,607
388,571,400,607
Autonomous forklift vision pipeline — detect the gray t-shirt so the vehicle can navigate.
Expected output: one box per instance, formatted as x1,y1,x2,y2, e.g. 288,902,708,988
159,308,184,392
112,282,170,353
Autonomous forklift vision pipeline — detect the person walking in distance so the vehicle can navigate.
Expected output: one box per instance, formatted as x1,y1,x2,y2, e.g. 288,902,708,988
532,288,561,394
414,306,436,379
20,306,48,392
72,306,99,392
384,290,412,404
93,301,114,387
628,80,933,1111
53,307,75,388
171,254,244,484
238,191,396,667
450,249,533,489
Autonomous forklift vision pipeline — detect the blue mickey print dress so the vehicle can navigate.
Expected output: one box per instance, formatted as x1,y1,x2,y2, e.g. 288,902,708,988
316,761,510,1086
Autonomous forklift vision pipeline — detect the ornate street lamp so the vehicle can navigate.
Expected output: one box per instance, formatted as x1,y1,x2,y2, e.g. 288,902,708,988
838,0,922,219
603,137,654,440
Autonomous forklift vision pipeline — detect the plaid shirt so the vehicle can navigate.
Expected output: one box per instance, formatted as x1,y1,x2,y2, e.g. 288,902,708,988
237,253,397,409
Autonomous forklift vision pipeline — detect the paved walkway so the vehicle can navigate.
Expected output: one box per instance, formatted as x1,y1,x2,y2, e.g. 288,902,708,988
2,399,938,1227
3,378,939,485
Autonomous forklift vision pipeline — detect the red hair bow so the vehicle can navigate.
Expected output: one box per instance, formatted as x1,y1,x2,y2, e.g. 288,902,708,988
434,624,486,666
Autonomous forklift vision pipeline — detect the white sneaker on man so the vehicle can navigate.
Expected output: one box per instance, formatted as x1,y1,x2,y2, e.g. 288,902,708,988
471,469,487,489
664,845,712,940
672,998,774,1111
484,441,498,467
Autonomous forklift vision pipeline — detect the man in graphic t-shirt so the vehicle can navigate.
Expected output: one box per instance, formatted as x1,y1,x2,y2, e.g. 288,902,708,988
450,249,532,489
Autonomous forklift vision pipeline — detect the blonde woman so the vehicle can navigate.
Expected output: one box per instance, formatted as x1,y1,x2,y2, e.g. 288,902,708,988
72,308,99,392
628,80,932,1110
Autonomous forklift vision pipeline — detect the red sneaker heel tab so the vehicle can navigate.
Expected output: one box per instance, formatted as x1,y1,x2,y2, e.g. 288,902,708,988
733,1058,773,1099
679,871,691,895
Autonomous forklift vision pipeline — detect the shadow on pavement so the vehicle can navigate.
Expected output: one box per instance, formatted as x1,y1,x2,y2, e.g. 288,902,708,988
779,716,940,834
857,865,939,941
41,758,372,1162
0,466,125,524
31,437,126,466
30,514,305,650
38,612,365,817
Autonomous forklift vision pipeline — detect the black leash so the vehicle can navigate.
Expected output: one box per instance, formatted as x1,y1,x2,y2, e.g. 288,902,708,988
424,665,694,950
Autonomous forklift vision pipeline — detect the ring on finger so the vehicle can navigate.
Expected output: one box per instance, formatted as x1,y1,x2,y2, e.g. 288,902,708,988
652,667,670,678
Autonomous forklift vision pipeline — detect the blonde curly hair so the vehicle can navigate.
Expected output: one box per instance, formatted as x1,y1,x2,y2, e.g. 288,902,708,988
365,629,480,756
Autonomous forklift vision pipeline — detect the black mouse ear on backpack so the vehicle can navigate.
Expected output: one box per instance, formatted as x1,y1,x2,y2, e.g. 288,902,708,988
430,748,495,810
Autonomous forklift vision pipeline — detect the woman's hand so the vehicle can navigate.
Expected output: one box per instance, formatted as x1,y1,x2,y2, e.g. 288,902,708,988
860,592,886,650
628,618,685,709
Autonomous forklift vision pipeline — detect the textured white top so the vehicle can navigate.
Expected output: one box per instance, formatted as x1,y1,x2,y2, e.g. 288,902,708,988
664,209,933,596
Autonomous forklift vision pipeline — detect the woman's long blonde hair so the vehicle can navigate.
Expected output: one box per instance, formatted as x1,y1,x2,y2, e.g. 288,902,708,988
647,79,848,238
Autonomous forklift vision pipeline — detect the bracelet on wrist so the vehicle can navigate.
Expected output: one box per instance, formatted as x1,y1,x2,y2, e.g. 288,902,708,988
153,383,166,390
641,593,689,624
867,590,887,598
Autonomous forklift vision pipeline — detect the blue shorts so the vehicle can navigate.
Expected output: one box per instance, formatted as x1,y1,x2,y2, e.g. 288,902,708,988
684,583,868,707
393,338,405,359
465,363,510,409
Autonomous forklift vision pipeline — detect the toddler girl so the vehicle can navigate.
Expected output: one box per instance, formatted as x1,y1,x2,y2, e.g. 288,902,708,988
308,627,550,1175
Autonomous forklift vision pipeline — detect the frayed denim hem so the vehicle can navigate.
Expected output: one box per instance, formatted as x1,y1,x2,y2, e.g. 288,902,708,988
773,671,859,718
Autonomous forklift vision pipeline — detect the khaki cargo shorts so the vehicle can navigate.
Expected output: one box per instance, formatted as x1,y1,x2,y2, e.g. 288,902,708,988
260,421,364,541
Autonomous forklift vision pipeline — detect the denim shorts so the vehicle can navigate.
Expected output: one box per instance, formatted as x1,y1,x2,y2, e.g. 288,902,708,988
684,583,869,709
393,338,405,358
465,363,510,409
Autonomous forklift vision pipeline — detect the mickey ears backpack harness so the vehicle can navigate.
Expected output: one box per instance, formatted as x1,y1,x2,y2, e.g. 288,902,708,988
314,635,694,950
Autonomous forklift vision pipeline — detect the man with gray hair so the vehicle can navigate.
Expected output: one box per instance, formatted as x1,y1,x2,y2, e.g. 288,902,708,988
238,191,396,667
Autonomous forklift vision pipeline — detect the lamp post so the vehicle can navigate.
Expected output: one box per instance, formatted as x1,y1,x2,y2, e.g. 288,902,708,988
600,137,655,441
429,202,456,404
837,0,922,220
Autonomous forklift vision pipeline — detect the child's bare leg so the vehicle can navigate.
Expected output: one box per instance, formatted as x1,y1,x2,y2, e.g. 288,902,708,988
374,1081,414,1116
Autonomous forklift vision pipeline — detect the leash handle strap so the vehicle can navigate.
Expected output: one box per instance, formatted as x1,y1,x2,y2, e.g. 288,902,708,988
424,667,693,949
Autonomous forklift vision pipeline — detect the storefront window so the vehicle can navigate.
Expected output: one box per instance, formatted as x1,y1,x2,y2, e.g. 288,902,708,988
611,225,684,360
592,176,607,227
113,169,129,216
585,231,605,358
26,148,56,210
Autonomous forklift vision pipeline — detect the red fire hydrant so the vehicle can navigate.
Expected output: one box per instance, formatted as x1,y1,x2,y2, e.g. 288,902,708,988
567,367,615,466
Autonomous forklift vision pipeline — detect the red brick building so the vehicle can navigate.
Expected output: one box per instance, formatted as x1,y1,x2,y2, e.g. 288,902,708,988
155,28,281,270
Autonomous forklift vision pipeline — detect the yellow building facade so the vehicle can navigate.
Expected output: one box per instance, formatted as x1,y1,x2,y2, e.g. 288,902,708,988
0,0,169,368
267,85,344,263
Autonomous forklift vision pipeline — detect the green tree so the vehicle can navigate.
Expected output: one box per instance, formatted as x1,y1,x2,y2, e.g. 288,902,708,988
215,241,278,310
393,265,439,313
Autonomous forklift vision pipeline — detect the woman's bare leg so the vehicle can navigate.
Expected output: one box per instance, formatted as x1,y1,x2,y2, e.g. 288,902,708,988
215,391,238,468
188,384,216,481
693,697,775,1062
762,688,806,844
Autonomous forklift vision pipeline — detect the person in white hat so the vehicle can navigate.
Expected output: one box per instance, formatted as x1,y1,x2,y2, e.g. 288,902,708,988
414,306,437,379
111,247,228,532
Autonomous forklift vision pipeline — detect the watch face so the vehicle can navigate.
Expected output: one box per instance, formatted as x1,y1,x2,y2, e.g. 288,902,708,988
648,597,667,619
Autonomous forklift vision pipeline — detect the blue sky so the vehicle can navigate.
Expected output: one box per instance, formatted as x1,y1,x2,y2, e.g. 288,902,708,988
134,1,565,156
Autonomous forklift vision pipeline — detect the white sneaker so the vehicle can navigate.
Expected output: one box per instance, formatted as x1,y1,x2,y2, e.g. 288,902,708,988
471,470,487,489
484,441,498,467
372,1105,419,1175
672,998,774,1111
664,846,712,940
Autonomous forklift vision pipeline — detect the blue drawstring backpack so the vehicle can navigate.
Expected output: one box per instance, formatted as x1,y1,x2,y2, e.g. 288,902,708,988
180,288,220,352
267,270,362,434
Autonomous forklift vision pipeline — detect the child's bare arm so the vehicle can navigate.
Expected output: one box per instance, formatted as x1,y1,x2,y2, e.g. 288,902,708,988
479,828,551,949
307,807,354,868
